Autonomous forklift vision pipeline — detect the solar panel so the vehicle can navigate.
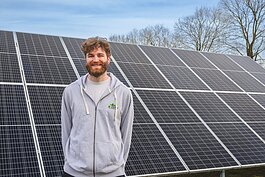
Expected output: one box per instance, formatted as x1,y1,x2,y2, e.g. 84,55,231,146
160,123,238,170
157,65,209,90
180,91,241,122
21,55,77,84
172,49,216,69
110,42,152,64
126,124,186,176
17,32,67,57
136,90,200,123
208,123,265,165
0,53,22,83
139,45,185,66
224,71,265,92
0,30,16,53
217,93,265,122
36,125,63,177
1,30,265,177
192,68,242,92
201,52,243,71
118,62,172,89
228,55,265,73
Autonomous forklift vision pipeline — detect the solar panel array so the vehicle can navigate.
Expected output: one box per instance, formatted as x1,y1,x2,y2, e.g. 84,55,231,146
1,30,265,177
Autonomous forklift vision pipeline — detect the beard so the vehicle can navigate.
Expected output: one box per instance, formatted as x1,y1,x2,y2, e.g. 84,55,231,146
86,60,109,77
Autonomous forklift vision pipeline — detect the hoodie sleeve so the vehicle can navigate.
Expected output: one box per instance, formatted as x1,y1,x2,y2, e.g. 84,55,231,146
61,87,72,156
120,89,134,163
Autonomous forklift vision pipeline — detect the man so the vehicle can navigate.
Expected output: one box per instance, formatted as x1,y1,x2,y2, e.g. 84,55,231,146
61,37,134,177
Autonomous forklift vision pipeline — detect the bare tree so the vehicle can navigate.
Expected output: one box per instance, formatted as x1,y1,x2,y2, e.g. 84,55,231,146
220,0,265,60
173,7,229,52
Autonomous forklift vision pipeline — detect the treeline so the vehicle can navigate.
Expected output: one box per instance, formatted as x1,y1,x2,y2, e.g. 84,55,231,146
109,0,265,61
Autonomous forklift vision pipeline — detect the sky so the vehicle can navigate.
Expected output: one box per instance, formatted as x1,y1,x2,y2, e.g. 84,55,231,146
1,0,220,39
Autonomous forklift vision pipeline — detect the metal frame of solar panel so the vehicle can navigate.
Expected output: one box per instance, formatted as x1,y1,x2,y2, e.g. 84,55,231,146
1,30,265,177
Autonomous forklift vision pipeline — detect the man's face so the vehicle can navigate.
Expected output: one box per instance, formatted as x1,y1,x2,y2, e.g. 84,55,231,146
86,47,110,77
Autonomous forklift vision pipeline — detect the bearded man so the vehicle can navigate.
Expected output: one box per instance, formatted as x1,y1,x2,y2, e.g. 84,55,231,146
61,37,134,177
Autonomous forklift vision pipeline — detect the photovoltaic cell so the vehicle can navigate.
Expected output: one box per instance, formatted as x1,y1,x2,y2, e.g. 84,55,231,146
0,84,30,125
110,42,152,64
118,62,172,89
208,123,265,165
251,73,265,85
21,55,77,84
139,45,185,66
217,93,265,122
192,68,242,92
17,32,67,57
180,92,241,122
62,37,84,59
27,86,64,125
158,65,209,90
172,49,216,69
125,124,186,176
228,55,265,73
224,71,265,93
248,123,265,140
36,125,63,177
201,52,243,71
250,94,265,108
0,53,22,82
160,124,238,170
136,90,200,123
0,30,16,53
132,92,153,123
0,126,41,177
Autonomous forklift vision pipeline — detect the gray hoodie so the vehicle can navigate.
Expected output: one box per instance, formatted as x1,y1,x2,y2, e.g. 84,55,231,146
61,73,134,177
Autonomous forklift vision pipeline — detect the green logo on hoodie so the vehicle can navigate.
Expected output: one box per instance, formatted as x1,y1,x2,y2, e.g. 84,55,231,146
108,103,117,109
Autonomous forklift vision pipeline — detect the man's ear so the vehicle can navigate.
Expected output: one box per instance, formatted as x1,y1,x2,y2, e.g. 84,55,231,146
107,56,111,64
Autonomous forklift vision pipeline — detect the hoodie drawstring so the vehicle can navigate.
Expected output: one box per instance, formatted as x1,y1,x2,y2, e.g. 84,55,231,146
114,90,118,122
80,86,90,115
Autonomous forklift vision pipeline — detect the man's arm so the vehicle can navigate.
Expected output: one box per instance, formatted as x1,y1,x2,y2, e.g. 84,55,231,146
61,88,72,156
120,91,134,163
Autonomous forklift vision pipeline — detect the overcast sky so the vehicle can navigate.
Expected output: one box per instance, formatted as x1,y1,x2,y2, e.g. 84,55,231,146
1,0,220,39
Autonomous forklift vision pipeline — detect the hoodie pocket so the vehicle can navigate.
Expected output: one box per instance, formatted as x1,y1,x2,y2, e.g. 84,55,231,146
95,141,120,173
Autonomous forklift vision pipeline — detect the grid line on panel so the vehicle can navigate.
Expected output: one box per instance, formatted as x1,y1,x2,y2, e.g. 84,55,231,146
16,32,67,57
110,42,151,64
160,124,238,170
0,126,41,177
21,54,77,84
62,37,85,59
228,55,265,73
192,68,242,92
125,124,186,176
218,93,265,122
118,62,172,89
157,65,209,90
27,86,64,125
0,53,22,83
0,84,30,125
172,49,216,69
0,30,16,53
248,123,265,141
35,125,63,177
201,52,244,71
250,94,265,108
208,123,265,165
139,45,185,66
180,92,241,122
136,90,200,123
251,73,265,85
224,71,265,93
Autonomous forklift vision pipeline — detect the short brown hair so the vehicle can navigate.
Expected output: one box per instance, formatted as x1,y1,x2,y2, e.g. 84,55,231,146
81,37,111,57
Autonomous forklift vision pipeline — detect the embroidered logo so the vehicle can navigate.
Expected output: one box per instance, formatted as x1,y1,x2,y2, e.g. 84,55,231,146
108,103,117,109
